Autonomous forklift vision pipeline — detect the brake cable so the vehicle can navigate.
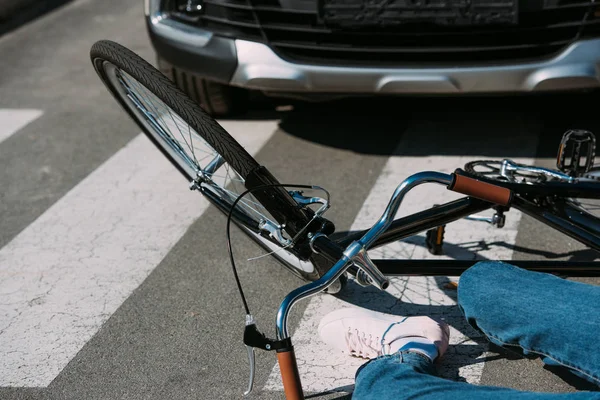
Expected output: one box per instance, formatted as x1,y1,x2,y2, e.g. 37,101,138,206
225,183,320,315
225,183,330,396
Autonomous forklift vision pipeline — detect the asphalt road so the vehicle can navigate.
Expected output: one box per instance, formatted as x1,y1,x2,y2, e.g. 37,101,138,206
1,1,600,399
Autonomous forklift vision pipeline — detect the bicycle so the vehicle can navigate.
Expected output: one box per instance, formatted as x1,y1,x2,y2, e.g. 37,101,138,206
90,40,600,400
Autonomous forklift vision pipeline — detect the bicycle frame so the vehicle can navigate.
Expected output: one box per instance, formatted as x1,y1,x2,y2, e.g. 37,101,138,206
335,194,600,277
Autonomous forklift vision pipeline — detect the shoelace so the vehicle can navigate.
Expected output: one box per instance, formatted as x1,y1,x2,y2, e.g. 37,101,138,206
345,328,381,358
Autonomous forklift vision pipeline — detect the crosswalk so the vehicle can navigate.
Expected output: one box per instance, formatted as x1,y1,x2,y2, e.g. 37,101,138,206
0,112,276,387
0,107,592,396
0,109,43,145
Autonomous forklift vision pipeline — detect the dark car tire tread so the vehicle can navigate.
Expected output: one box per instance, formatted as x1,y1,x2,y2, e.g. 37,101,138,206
197,78,248,117
157,57,248,117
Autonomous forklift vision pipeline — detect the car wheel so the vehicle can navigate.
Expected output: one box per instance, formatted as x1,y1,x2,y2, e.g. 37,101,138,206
157,58,248,117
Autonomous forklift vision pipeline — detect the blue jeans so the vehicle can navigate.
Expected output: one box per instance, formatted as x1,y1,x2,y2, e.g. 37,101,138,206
353,262,600,399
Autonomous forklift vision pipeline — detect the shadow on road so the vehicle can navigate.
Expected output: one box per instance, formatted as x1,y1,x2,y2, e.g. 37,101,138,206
333,228,600,262
0,0,73,36
237,92,600,159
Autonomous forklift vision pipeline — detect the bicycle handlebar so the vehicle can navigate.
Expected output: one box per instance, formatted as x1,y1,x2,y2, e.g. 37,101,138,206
308,171,514,293
448,171,512,206
277,350,303,400
309,170,513,283
311,235,390,290
272,170,513,400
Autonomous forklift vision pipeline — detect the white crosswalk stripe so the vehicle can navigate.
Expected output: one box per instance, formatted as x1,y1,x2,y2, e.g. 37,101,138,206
0,109,43,144
263,123,538,394
0,119,277,387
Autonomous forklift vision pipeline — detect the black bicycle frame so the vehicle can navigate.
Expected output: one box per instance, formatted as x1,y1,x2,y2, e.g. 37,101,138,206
336,197,492,249
332,194,600,277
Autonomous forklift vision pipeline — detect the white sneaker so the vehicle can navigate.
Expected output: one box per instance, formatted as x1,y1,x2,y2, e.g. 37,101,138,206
318,308,450,361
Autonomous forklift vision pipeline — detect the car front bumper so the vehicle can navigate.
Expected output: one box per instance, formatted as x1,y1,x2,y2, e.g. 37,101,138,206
147,13,600,94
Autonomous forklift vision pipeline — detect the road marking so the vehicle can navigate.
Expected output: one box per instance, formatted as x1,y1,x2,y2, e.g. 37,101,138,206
0,109,43,144
264,123,538,394
0,120,277,387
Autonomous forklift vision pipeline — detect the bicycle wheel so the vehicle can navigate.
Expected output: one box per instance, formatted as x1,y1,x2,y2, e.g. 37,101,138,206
90,40,319,281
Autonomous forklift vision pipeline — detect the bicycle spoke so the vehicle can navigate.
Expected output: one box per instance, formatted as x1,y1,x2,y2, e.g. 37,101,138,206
114,67,276,224
124,74,200,166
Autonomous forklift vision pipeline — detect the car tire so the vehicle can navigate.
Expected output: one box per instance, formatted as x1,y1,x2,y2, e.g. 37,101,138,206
157,58,248,117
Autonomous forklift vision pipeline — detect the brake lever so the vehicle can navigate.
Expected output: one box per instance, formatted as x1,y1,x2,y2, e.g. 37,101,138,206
243,315,256,396
242,314,293,397
244,344,255,396
289,190,329,214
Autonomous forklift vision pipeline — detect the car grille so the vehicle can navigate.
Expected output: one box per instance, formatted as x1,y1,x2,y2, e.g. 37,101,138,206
169,0,600,65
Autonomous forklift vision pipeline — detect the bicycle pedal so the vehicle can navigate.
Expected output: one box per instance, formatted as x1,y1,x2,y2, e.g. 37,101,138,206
425,225,445,256
556,129,596,176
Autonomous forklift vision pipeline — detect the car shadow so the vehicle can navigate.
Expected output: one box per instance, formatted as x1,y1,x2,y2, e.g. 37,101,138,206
234,92,600,159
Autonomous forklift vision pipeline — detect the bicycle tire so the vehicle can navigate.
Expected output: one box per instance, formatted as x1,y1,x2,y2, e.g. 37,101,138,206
90,40,258,180
89,40,327,284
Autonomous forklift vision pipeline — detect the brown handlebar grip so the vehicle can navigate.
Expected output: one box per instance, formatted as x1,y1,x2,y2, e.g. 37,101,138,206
277,347,304,400
448,174,512,206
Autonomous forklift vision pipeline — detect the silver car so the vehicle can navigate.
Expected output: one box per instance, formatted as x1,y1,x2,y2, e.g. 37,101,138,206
145,0,600,116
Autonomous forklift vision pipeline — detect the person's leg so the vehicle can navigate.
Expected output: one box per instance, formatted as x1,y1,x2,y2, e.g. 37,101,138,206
318,307,600,399
458,261,600,387
354,351,599,399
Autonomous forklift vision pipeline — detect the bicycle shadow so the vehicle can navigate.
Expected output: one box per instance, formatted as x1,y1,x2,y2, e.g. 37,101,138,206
460,240,600,261
332,229,600,262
